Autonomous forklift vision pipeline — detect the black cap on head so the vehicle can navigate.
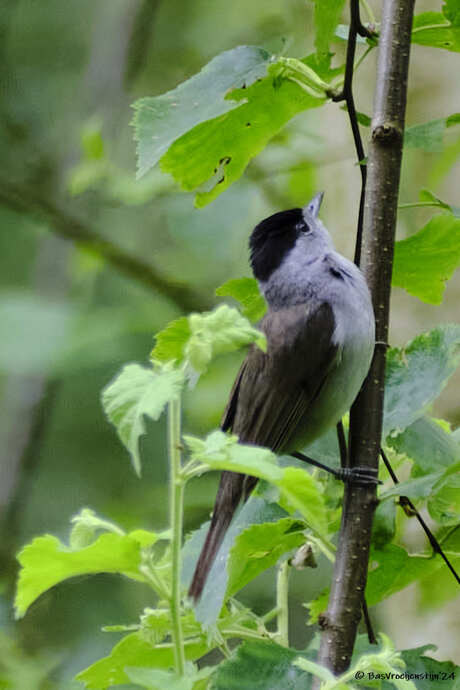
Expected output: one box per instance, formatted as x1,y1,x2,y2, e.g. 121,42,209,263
249,208,303,282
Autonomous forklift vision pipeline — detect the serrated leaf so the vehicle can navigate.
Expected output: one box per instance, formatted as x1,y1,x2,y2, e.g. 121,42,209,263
69,508,124,549
155,53,330,207
210,640,312,690
383,325,460,437
313,0,346,54
392,214,460,304
185,305,266,374
151,316,191,363
388,416,459,477
366,543,457,605
185,431,326,534
76,633,208,690
305,587,329,625
396,645,459,690
215,277,267,322
380,470,445,501
15,533,145,618
133,46,272,177
412,11,460,52
102,363,185,474
226,518,306,596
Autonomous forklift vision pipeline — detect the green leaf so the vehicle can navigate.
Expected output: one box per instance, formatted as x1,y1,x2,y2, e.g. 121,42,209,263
366,544,454,605
428,463,460,524
151,316,191,363
305,587,329,625
185,431,327,533
419,189,460,217
102,362,185,474
185,305,266,374
313,0,346,54
396,645,459,690
210,640,312,690
15,533,145,618
412,11,460,52
76,633,208,690
380,470,445,501
392,214,460,304
388,416,459,477
226,518,306,597
126,664,213,690
133,46,272,178
69,508,124,549
383,325,460,437
216,277,267,322
371,498,396,549
156,53,329,207
183,496,288,626
444,0,460,25
404,118,449,152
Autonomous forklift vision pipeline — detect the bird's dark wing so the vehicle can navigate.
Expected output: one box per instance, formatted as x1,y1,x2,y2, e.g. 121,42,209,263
222,300,339,452
189,300,339,601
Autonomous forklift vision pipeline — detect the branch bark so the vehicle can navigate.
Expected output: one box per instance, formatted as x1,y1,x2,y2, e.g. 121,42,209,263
316,0,415,674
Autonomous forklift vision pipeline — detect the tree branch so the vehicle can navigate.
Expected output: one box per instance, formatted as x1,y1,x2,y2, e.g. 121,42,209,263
0,178,211,313
317,0,416,674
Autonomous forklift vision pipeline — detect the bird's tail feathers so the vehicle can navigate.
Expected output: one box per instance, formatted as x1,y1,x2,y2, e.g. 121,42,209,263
188,511,232,601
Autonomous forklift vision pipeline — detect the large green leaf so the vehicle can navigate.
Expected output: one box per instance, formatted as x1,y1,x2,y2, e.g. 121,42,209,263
412,10,460,52
392,214,460,304
383,325,460,437
226,517,306,597
388,416,459,476
184,431,327,534
76,633,207,690
15,533,146,618
390,646,460,690
313,0,346,55
133,48,332,206
161,59,326,207
215,277,267,322
151,305,265,375
366,543,458,605
183,496,288,626
133,46,272,177
101,363,185,474
404,115,459,152
210,640,312,690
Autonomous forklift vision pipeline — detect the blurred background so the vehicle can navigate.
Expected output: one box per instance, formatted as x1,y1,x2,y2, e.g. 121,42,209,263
0,0,459,687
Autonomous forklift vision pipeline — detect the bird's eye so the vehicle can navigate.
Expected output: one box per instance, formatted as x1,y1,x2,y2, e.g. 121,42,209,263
296,221,310,233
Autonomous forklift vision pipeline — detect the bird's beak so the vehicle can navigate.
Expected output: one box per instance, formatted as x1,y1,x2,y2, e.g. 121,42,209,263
304,191,324,219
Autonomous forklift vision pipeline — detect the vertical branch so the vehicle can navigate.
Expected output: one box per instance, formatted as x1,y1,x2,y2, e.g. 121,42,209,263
317,0,415,674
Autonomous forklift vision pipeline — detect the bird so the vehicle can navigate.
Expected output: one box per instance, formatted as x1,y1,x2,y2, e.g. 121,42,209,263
189,192,375,601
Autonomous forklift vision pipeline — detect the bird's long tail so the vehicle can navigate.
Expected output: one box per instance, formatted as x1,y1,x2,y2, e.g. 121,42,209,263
189,470,249,601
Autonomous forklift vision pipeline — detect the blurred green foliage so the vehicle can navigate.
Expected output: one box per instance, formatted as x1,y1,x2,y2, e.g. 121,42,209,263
1,0,460,687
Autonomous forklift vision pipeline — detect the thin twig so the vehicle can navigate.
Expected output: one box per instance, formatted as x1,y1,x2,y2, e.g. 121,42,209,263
379,448,460,584
331,0,370,267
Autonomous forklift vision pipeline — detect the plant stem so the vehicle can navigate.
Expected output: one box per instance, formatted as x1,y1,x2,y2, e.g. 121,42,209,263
276,560,290,647
168,395,186,675
398,201,443,209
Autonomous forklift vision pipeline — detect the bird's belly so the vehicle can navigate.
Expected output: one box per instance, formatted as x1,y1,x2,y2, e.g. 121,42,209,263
284,310,374,452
